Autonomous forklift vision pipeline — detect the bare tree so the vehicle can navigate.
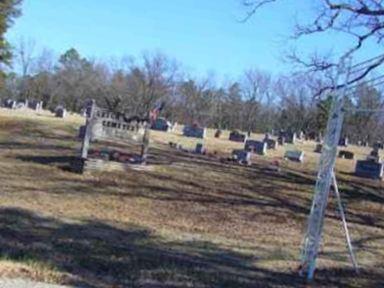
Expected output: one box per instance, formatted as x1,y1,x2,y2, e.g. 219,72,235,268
243,0,384,92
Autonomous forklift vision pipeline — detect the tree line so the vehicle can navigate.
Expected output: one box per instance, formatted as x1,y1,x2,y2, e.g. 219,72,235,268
0,45,383,143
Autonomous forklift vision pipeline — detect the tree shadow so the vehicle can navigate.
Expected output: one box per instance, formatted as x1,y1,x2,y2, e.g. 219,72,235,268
0,207,379,288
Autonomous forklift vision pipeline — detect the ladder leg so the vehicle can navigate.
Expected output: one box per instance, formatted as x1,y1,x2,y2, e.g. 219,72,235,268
331,172,359,272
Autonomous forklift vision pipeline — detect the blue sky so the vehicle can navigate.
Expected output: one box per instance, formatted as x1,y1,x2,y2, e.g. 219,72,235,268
6,0,381,79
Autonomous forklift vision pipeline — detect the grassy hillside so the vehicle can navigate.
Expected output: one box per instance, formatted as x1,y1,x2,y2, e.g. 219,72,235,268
0,108,383,287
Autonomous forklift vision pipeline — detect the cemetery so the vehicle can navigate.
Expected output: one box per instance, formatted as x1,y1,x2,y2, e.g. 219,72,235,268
0,106,384,287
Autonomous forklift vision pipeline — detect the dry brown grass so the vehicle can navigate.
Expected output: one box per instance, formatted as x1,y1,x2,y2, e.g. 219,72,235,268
0,107,383,287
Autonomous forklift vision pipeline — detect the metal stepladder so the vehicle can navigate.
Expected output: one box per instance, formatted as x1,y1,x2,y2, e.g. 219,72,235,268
299,56,359,280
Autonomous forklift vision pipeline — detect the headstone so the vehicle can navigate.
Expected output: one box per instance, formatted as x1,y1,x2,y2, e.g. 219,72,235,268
338,150,354,160
15,100,28,109
373,141,384,150
285,132,296,144
355,160,384,179
278,131,296,144
3,99,16,109
195,143,205,154
284,150,304,162
78,125,86,139
297,131,304,140
183,125,206,139
55,106,67,118
214,129,222,138
307,131,317,141
339,137,349,147
244,140,267,155
232,149,251,165
316,132,323,143
264,138,278,150
28,100,43,111
314,144,323,153
367,148,381,163
151,117,171,132
229,130,247,143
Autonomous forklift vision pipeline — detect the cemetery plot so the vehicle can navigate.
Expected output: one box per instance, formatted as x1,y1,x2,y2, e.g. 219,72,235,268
73,102,150,173
0,109,383,287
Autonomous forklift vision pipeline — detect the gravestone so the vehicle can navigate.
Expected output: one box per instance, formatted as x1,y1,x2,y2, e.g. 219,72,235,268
285,132,296,144
15,100,28,109
232,149,251,165
183,125,206,139
297,131,304,140
367,148,381,162
55,106,67,118
229,130,247,143
338,150,354,160
278,131,296,144
73,101,150,173
373,141,384,150
355,160,384,179
339,137,349,147
264,138,278,150
151,117,171,132
245,140,267,155
284,150,304,162
214,129,222,138
195,143,205,154
2,99,16,109
316,132,323,143
78,125,86,139
314,144,323,153
28,100,43,111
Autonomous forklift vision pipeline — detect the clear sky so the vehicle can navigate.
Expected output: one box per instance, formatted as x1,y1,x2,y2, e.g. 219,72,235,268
6,0,381,79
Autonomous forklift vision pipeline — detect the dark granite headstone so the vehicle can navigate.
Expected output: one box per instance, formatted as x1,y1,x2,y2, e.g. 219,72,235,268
28,100,43,111
355,160,383,179
229,130,247,143
339,137,349,147
338,150,354,160
3,99,16,109
264,138,278,150
183,125,206,139
373,142,384,150
232,149,251,165
314,144,323,153
195,143,205,154
55,106,67,118
244,140,267,155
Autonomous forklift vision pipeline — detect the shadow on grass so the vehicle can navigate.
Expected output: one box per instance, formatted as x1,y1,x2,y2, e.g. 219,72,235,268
0,207,378,288
15,155,76,172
